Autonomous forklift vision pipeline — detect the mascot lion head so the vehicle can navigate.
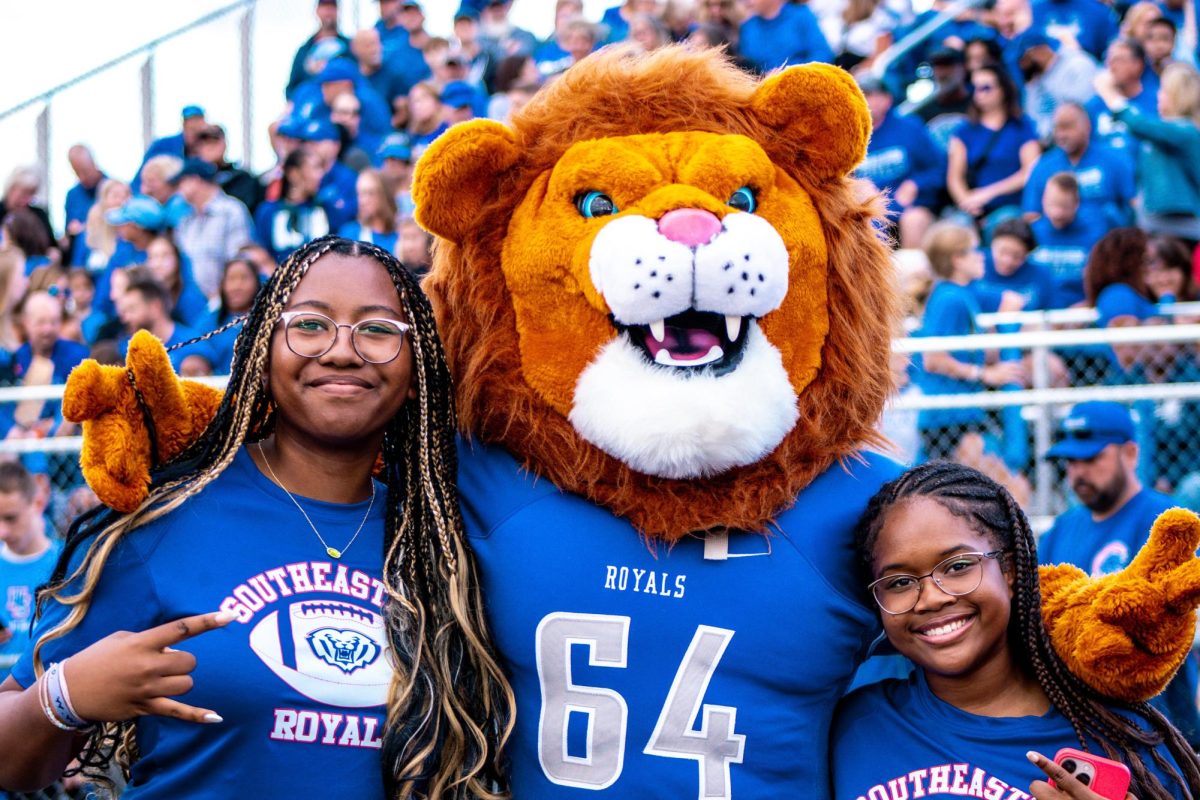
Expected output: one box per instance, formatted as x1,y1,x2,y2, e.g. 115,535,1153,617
414,46,897,540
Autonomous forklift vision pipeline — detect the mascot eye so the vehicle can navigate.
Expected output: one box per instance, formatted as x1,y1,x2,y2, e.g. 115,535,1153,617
727,187,757,213
575,191,618,218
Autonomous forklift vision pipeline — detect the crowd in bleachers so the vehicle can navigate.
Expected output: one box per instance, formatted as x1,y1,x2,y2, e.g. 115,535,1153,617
1,0,1200,521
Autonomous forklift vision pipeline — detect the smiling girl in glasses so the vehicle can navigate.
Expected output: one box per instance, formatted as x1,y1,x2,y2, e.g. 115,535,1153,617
832,461,1200,800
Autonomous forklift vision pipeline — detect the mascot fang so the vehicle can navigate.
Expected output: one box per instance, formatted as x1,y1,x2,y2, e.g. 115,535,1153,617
64,47,1200,799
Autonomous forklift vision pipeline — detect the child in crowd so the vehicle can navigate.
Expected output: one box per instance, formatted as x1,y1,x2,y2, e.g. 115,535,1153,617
0,461,59,680
915,223,1025,461
834,461,1200,800
973,218,1055,312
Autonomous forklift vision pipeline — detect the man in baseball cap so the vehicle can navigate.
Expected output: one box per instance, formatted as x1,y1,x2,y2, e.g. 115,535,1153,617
1040,400,1200,741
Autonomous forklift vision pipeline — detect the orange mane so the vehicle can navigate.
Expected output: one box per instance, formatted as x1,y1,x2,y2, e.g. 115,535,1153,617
423,47,898,539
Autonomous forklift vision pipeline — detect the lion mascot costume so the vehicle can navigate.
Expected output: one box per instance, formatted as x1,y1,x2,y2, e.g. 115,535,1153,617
64,47,1200,798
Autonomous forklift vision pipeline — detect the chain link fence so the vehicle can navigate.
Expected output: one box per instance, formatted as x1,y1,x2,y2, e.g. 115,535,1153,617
889,307,1200,529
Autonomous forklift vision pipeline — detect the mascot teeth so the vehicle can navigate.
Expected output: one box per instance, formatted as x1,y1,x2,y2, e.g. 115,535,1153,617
725,315,742,341
649,319,666,342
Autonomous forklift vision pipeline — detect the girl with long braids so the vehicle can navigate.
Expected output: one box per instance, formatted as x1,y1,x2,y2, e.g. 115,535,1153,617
0,236,513,799
833,462,1200,800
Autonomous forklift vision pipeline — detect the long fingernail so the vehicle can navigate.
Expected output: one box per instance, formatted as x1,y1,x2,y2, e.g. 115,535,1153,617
204,713,224,723
213,611,235,624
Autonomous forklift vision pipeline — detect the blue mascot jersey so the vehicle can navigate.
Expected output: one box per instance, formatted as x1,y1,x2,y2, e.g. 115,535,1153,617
12,448,390,799
833,672,1188,800
460,441,901,799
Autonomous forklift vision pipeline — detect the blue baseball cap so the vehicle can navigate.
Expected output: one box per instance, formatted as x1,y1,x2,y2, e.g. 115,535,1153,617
441,80,479,109
297,118,340,142
277,116,306,139
169,157,218,184
106,196,166,231
182,105,205,119
318,58,359,84
1044,402,1136,460
1016,28,1059,55
378,135,412,162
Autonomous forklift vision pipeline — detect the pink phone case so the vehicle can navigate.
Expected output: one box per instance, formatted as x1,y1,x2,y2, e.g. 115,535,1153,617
1050,747,1131,800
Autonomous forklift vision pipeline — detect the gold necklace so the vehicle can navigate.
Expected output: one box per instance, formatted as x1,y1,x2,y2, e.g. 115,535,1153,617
256,442,376,560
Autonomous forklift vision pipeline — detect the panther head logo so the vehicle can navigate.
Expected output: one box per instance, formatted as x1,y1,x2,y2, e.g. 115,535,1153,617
307,627,382,674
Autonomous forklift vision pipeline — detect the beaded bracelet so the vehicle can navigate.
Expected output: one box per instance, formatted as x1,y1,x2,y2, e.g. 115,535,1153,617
39,661,95,732
37,668,76,731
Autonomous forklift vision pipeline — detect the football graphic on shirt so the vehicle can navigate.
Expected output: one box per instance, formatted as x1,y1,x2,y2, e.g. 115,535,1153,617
248,598,392,708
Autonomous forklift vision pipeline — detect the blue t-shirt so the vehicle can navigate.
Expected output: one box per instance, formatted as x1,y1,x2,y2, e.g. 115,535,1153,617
336,221,399,257
316,162,360,233
971,255,1056,312
1086,88,1159,154
1029,215,1107,308
65,180,102,265
915,281,987,429
254,200,332,264
1022,143,1135,229
739,3,835,73
460,440,900,799
833,671,1188,800
1039,487,1173,576
1095,282,1160,328
953,116,1039,212
857,109,947,216
1033,0,1119,60
0,540,61,679
12,448,390,799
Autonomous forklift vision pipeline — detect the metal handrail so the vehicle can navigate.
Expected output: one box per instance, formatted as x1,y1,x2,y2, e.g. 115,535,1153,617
0,0,256,122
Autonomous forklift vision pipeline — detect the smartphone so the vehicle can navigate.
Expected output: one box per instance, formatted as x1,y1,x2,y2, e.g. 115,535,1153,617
1050,747,1131,800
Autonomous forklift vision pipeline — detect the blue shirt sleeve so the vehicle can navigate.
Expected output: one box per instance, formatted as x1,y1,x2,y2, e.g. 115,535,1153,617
9,533,161,688
1023,155,1052,214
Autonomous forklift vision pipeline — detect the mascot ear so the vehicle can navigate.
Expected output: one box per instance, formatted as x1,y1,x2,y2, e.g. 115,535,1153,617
413,119,521,243
748,63,871,183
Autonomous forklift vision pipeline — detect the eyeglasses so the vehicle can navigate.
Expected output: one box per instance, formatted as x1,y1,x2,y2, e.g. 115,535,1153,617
867,550,1007,615
278,311,411,364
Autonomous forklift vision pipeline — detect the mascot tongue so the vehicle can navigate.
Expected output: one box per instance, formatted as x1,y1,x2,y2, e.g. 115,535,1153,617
645,324,721,361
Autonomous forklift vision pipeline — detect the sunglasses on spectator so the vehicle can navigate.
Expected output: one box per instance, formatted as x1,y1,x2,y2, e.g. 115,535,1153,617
971,83,997,93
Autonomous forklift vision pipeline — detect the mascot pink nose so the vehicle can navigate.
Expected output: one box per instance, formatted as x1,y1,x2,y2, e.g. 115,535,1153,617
657,208,722,247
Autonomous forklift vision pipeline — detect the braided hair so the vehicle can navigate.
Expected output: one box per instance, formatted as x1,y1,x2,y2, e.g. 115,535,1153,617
35,236,514,798
855,461,1200,800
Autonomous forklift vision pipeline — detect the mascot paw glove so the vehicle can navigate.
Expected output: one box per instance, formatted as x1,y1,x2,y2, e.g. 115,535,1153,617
63,330,224,513
1039,508,1200,702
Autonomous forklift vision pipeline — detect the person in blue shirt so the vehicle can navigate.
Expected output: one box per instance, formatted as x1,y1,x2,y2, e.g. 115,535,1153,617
1082,227,1164,380
144,235,211,329
947,65,1041,222
834,460,1200,800
1023,102,1135,230
293,120,359,233
972,218,1056,311
337,169,399,257
201,256,261,374
349,28,409,107
0,462,61,681
286,0,350,98
1038,401,1200,744
90,195,168,325
738,0,835,73
1029,172,1108,307
1085,39,1160,154
64,146,105,268
133,106,208,193
0,237,512,798
1033,0,1119,60
857,75,946,248
255,149,332,264
290,59,392,141
915,222,1026,461
114,270,217,377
